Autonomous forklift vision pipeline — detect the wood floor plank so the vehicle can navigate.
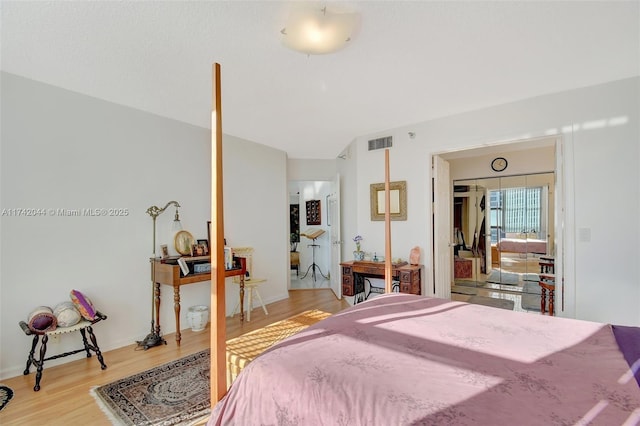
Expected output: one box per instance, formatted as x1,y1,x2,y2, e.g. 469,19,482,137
0,289,348,426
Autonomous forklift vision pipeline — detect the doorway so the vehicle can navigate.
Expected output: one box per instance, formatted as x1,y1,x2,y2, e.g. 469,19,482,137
451,173,555,312
431,135,563,314
288,180,332,291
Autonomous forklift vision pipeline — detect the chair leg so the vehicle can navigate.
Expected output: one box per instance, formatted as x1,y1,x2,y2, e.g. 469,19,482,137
231,300,240,317
254,288,268,315
247,287,253,322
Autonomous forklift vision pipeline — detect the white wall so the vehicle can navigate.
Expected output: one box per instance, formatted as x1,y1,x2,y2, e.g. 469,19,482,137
336,146,358,277
222,134,289,313
345,77,639,325
0,73,288,379
287,159,336,181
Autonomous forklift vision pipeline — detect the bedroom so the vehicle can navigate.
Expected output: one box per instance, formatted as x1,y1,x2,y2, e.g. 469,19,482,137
1,1,639,423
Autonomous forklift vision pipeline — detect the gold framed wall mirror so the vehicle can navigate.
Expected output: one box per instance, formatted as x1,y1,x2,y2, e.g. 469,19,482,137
370,180,407,221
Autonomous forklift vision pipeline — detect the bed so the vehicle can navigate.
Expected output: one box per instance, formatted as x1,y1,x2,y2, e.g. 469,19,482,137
209,293,640,425
496,237,548,254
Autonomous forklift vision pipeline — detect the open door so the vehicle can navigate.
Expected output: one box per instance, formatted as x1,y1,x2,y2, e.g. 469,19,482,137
433,155,452,298
328,173,342,298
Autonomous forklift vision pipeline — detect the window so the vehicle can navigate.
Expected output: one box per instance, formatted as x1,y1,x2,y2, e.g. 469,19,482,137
490,187,542,243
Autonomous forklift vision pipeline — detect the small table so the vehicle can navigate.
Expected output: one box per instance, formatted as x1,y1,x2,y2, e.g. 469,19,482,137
152,257,247,345
19,312,107,391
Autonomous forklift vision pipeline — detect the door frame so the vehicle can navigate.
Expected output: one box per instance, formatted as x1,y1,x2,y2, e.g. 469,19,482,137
328,173,342,299
431,136,571,317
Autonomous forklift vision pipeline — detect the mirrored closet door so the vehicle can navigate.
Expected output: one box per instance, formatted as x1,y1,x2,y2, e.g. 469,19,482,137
452,172,554,312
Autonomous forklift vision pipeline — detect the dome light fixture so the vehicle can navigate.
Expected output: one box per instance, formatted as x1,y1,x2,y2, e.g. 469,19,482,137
281,6,358,55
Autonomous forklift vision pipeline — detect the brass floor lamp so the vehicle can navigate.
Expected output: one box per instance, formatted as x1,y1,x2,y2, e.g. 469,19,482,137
137,200,182,350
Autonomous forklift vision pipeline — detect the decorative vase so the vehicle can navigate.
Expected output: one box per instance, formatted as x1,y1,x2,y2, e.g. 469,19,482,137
353,251,365,261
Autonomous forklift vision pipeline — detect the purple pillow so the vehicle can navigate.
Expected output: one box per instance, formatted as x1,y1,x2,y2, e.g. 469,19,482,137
70,289,97,321
28,306,58,333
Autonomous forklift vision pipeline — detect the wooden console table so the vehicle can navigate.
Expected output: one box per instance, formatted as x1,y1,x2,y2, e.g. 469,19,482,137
152,257,246,345
340,260,422,304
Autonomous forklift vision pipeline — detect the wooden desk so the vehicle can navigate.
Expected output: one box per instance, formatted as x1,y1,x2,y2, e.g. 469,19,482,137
152,257,246,345
340,260,422,304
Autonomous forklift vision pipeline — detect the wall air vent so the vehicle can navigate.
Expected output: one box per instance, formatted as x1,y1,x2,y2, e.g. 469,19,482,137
368,136,393,151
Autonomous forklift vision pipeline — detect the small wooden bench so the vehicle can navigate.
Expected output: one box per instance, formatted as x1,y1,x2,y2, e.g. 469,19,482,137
19,312,107,391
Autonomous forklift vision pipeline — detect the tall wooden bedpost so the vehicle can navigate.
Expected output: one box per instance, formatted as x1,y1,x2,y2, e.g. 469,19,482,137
211,62,227,402
384,149,393,292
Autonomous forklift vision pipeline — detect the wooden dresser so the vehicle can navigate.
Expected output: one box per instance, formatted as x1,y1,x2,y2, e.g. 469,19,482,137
340,260,422,303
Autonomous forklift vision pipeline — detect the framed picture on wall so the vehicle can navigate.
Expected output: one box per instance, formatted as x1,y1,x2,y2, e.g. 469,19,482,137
370,180,407,221
306,200,321,225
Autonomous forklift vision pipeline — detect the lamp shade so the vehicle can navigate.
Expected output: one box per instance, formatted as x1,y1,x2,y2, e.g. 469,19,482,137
171,216,182,233
281,7,357,55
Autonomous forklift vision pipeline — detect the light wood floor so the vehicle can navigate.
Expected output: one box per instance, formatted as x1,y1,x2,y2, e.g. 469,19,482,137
0,289,349,426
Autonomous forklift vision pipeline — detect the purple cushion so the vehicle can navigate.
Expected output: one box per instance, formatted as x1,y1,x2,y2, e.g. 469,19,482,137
70,289,97,321
28,306,58,333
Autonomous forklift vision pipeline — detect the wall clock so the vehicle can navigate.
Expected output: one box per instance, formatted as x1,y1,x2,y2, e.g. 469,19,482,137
491,157,508,172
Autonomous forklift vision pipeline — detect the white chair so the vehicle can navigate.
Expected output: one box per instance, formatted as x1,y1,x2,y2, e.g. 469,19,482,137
231,247,269,321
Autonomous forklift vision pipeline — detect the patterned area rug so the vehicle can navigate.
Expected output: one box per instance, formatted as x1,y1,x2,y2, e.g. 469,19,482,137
0,385,14,412
91,310,331,425
91,350,211,426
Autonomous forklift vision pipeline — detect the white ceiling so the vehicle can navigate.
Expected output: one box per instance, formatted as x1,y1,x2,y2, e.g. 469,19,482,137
2,1,638,159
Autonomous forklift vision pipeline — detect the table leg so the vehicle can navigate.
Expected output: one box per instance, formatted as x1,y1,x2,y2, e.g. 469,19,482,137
86,326,107,369
239,276,245,322
34,334,48,391
23,334,39,375
79,328,92,358
173,285,181,344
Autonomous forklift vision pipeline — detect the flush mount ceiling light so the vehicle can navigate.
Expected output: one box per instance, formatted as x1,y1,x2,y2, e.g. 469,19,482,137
281,6,358,55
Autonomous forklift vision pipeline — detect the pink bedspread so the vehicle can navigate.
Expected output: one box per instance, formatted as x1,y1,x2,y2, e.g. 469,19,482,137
210,294,640,425
498,238,547,254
